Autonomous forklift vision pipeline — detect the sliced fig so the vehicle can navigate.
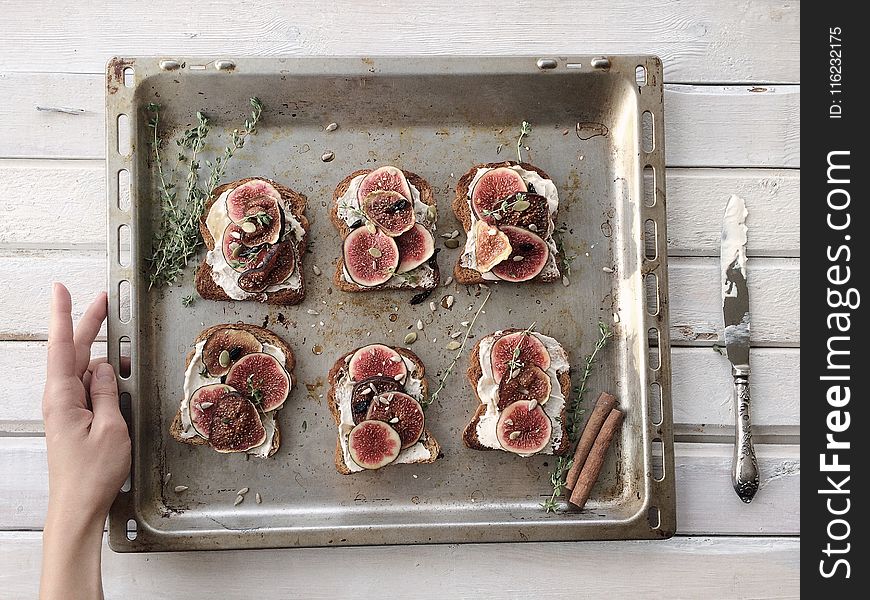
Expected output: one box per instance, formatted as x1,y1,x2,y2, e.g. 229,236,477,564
357,166,412,204
348,419,402,469
491,331,551,383
395,223,435,273
366,392,425,449
221,224,270,273
225,352,291,412
226,180,281,221
496,401,552,455
473,220,512,273
471,167,527,219
497,365,552,410
495,193,551,234
347,344,407,382
238,242,297,292
361,190,415,237
188,383,235,439
351,376,402,424
343,227,400,287
208,392,267,453
490,226,550,282
201,327,263,377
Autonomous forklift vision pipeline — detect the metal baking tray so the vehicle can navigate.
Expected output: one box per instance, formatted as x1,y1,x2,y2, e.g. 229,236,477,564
106,56,675,551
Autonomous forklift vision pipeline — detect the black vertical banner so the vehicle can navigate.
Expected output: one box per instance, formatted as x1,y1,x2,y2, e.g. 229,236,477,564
803,4,866,595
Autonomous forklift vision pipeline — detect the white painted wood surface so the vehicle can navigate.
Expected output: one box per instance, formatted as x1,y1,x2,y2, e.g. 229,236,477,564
0,0,799,595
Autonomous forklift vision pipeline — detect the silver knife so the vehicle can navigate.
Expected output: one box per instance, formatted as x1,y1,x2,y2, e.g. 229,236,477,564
721,195,759,503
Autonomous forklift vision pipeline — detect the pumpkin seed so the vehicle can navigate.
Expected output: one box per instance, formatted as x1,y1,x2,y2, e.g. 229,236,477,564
416,319,424,330
240,221,257,233
365,222,377,234
445,341,461,351
389,355,402,363
602,266,614,273
444,239,460,249
512,200,531,212
404,332,418,344
527,399,538,411
450,331,463,339
427,206,438,221
445,295,455,308
218,350,231,367
368,247,383,258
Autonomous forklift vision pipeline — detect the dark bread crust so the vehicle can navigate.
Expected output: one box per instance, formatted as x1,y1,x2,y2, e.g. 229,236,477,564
169,323,295,457
452,161,560,285
329,168,440,293
195,177,308,305
326,345,441,474
461,328,571,456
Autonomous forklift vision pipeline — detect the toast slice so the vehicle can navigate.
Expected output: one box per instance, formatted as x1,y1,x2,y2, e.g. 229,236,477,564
170,323,296,457
327,345,441,474
462,328,571,456
330,168,440,293
196,177,308,305
452,161,561,285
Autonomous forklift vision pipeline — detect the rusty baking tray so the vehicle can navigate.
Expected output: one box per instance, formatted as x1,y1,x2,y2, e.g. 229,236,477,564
106,56,675,551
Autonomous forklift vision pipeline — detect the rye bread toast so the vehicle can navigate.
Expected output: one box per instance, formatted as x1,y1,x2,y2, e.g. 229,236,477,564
327,346,441,474
330,168,440,293
452,161,561,285
196,177,308,305
461,328,571,455
170,323,295,457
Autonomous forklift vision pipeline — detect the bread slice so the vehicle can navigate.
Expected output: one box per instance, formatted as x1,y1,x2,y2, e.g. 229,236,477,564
327,345,442,474
461,328,571,456
330,168,440,293
452,161,561,285
196,177,308,305
170,323,296,457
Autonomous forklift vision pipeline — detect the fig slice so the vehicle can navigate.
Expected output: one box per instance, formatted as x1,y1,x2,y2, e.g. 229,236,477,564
366,391,425,449
225,352,291,412
491,331,551,383
473,220,512,273
357,166,412,204
208,392,267,453
497,365,552,410
490,226,550,282
347,344,407,383
225,181,283,246
221,224,270,273
348,419,402,469
343,227,400,287
494,193,551,234
237,241,297,292
496,401,552,455
201,327,263,377
188,383,235,439
395,223,435,273
351,376,402,425
361,190,416,237
471,167,527,219
226,180,281,220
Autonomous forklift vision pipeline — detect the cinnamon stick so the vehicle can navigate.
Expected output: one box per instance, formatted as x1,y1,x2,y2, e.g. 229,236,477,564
569,408,624,509
564,392,617,490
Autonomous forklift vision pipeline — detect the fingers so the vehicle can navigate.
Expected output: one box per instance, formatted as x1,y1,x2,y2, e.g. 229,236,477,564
46,283,76,380
89,362,123,425
73,292,107,377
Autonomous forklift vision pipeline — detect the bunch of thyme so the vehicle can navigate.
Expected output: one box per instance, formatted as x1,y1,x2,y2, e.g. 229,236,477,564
147,97,263,288
541,321,613,512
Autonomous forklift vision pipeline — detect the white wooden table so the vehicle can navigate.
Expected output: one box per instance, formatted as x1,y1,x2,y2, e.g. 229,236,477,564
0,2,799,597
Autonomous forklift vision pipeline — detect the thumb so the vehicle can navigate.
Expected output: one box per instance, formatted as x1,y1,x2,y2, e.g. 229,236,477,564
89,362,122,422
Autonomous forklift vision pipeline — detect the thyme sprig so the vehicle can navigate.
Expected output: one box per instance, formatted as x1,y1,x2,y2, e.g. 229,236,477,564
516,121,531,162
425,292,491,407
483,192,530,222
147,98,263,288
541,321,613,512
553,223,576,276
505,321,537,382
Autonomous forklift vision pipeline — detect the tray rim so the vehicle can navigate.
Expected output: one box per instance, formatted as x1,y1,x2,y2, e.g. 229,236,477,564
105,55,676,551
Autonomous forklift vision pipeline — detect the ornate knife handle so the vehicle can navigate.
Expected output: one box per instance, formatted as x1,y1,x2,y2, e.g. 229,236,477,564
732,370,759,503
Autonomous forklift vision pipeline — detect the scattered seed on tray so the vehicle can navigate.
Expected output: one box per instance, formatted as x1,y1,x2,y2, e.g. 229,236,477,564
460,321,470,327
307,309,319,315
602,266,614,273
446,341,461,351
313,265,322,276
255,493,262,504
404,332,418,344
444,276,454,286
450,331,463,339
325,122,338,132
174,485,189,493
444,239,460,249
429,301,437,312
237,487,249,496
444,295,455,309
321,151,335,162
163,472,172,486
562,276,571,287
234,495,244,506
416,319,424,330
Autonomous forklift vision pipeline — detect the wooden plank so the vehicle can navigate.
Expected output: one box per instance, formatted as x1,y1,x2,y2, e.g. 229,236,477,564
0,343,798,436
0,438,799,535
0,0,799,82
0,531,799,599
0,73,800,168
0,161,800,257
0,251,799,345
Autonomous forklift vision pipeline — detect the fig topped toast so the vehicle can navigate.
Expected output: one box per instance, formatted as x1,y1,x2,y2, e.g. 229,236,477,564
462,328,571,457
452,161,562,284
327,343,441,473
196,177,308,304
170,323,295,458
330,166,440,293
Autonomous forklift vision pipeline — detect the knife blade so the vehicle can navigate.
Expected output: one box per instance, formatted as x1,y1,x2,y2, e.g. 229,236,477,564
721,194,759,503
